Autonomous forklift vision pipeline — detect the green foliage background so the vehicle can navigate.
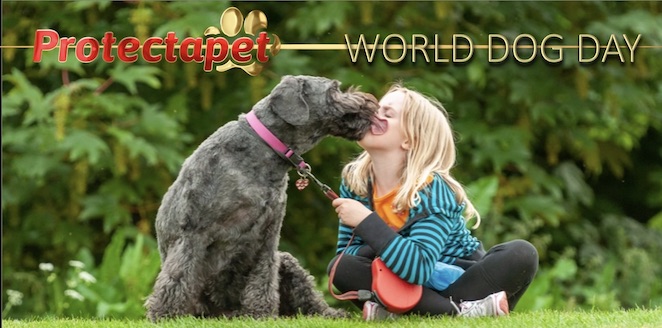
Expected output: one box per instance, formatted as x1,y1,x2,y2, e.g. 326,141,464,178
2,0,662,318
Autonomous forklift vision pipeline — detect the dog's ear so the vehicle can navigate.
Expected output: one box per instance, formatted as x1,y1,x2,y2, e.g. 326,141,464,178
270,75,310,126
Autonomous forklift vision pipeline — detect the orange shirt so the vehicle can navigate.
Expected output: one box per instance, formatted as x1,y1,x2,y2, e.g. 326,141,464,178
372,176,434,230
373,186,408,230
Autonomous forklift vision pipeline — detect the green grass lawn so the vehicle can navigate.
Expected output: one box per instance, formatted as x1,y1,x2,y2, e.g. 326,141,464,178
3,309,662,328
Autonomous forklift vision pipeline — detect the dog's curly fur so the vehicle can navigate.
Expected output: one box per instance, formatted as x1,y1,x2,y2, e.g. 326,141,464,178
145,75,379,321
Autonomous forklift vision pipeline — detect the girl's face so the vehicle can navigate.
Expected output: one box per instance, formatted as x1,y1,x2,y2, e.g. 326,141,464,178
358,90,409,152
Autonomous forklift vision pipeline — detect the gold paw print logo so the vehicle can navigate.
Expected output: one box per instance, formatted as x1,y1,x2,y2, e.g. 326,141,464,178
204,7,280,76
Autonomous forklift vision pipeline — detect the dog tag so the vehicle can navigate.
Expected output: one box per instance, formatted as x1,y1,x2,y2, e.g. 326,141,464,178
295,177,309,191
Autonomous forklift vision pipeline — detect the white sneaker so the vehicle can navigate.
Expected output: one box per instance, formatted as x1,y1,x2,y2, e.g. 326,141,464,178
455,291,509,317
362,301,400,321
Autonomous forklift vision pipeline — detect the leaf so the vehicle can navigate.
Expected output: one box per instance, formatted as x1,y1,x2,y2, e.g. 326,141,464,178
66,0,112,11
286,2,351,39
153,2,225,38
119,234,161,297
467,61,486,88
554,162,594,206
36,48,85,75
57,129,110,165
505,195,566,227
2,126,35,148
76,284,101,303
79,194,117,221
79,186,132,232
153,144,187,174
97,228,128,287
139,105,180,140
649,211,662,233
468,125,531,171
126,138,159,165
98,179,141,204
119,234,144,281
11,154,60,180
550,257,578,281
1,87,24,118
75,93,139,118
109,65,162,94
3,68,49,126
67,78,102,93
465,175,499,216
107,127,158,165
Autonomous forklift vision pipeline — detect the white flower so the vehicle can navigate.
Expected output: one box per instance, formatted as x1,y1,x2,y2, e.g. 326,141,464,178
78,271,97,284
39,263,54,272
68,260,85,269
64,289,84,301
7,289,23,306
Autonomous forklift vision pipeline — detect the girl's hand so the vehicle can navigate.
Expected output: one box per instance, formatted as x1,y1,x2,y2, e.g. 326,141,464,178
332,198,372,228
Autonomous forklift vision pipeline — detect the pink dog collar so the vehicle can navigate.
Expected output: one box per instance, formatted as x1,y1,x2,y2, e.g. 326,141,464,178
245,111,308,170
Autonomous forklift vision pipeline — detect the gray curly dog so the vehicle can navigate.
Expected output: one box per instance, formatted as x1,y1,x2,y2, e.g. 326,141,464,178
145,75,379,321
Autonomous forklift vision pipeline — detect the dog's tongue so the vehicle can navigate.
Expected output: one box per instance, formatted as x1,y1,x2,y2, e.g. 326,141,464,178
370,117,388,135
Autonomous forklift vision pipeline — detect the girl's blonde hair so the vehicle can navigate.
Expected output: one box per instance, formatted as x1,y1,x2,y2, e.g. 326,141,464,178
341,84,480,228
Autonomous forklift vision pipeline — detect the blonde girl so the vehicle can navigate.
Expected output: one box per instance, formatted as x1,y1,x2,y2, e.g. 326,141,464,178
329,84,538,320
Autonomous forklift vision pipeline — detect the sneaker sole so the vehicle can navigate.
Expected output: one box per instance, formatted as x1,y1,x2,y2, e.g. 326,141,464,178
496,292,510,316
362,302,375,321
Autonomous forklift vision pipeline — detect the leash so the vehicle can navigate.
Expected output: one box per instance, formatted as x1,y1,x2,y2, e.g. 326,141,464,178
327,233,373,302
294,163,339,200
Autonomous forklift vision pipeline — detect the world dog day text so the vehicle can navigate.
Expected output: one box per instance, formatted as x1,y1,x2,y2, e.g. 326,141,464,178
345,34,642,64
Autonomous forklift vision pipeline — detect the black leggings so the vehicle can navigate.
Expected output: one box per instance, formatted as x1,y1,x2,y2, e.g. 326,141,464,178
327,239,539,315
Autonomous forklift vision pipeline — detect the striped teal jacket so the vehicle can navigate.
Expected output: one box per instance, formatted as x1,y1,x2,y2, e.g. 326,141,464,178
335,173,480,285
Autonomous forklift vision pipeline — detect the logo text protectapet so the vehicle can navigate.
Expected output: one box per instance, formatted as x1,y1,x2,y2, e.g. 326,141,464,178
32,7,280,76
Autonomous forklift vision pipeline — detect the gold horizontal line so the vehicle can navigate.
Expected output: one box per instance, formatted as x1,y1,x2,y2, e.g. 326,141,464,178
1,44,661,50
280,44,347,50
292,44,662,50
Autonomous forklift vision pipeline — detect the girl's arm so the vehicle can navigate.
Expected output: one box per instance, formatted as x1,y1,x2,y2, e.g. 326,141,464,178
354,213,452,285
334,181,371,256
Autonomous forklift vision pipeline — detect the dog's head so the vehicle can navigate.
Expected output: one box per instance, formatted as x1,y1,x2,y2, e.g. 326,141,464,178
258,75,379,147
